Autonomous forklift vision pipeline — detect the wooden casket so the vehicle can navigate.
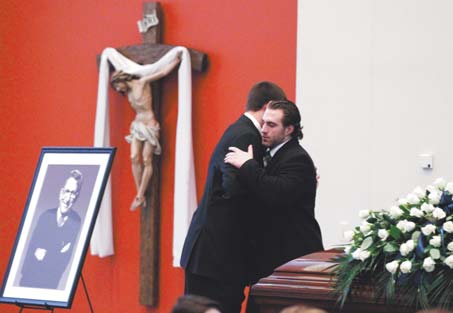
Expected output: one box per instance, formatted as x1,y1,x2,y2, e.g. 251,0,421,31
246,250,412,313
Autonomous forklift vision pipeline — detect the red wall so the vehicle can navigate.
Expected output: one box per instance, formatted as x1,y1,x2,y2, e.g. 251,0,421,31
0,1,296,312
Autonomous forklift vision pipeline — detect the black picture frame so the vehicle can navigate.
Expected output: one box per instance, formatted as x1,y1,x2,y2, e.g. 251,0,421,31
0,147,116,309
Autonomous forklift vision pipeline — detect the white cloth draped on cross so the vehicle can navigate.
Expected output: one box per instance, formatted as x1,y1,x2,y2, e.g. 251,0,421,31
92,46,197,266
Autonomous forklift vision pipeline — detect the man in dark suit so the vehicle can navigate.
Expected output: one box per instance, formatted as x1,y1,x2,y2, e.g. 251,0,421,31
20,169,83,289
180,82,287,313
225,99,323,283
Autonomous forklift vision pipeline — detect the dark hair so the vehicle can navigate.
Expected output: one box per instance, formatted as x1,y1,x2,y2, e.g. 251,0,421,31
171,295,222,313
246,81,286,111
110,70,139,92
267,100,303,140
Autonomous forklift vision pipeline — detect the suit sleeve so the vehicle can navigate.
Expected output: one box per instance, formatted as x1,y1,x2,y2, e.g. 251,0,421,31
220,132,262,198
237,153,313,206
21,213,47,274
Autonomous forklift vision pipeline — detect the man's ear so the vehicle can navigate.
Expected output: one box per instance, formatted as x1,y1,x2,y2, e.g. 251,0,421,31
284,125,294,138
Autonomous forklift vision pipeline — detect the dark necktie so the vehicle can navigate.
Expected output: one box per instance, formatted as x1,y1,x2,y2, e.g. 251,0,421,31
263,149,271,167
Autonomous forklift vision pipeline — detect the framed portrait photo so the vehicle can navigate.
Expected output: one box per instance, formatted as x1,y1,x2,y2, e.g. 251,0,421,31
0,147,116,309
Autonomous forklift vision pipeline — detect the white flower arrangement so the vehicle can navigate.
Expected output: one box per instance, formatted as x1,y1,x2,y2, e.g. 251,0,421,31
335,178,453,310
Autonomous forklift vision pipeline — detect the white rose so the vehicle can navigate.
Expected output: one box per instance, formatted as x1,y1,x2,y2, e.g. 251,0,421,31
447,242,453,252
397,220,416,233
352,248,362,260
430,248,441,259
432,207,446,220
433,177,447,189
444,255,453,269
426,185,438,193
406,221,416,232
400,260,412,274
343,230,355,241
421,224,436,236
400,244,410,256
359,250,371,261
446,182,453,194
443,221,453,233
400,240,415,256
421,203,435,213
413,186,426,198
423,257,436,272
429,192,441,205
360,222,372,234
389,206,403,219
378,229,389,241
385,260,399,274
410,208,424,218
429,235,441,247
406,239,415,251
406,193,420,205
344,246,351,254
396,221,405,232
358,209,370,219
398,198,408,205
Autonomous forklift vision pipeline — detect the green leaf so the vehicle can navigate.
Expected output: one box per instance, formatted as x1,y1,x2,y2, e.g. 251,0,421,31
361,237,374,250
384,242,399,253
369,243,381,255
333,258,367,308
411,230,421,242
430,268,453,309
399,204,410,213
382,214,394,223
389,225,402,240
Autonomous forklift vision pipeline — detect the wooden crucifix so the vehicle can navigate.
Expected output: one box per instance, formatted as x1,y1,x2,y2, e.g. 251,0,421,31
99,2,207,306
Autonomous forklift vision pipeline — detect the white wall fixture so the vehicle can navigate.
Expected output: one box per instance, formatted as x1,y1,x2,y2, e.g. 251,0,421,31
418,154,433,170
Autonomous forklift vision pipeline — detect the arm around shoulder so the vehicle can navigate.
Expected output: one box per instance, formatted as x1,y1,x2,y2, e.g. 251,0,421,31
238,153,315,206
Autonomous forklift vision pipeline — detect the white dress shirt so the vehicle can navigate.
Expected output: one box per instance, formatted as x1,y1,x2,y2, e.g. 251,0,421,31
243,112,262,133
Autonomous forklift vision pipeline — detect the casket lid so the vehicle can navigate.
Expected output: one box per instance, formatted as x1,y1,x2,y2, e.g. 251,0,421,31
250,249,340,302
249,250,412,313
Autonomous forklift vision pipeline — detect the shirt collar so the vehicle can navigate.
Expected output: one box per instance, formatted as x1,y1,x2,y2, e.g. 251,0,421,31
269,139,290,157
57,208,68,227
243,112,261,134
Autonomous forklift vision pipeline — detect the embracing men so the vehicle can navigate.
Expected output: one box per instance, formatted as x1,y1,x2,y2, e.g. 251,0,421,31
225,99,324,282
181,83,323,313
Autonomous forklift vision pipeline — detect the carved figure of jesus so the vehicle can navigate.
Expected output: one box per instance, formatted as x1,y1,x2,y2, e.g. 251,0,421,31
110,53,181,210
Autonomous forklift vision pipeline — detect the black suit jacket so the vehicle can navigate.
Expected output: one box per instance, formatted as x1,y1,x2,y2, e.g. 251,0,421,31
180,115,264,283
238,138,323,282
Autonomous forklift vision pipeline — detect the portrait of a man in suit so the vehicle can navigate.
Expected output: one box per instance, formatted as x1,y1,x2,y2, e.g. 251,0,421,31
19,169,83,289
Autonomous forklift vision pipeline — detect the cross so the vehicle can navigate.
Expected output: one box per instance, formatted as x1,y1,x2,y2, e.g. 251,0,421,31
99,2,207,306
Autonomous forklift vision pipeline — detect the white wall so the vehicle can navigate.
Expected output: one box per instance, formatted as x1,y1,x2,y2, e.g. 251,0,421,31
297,0,453,248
